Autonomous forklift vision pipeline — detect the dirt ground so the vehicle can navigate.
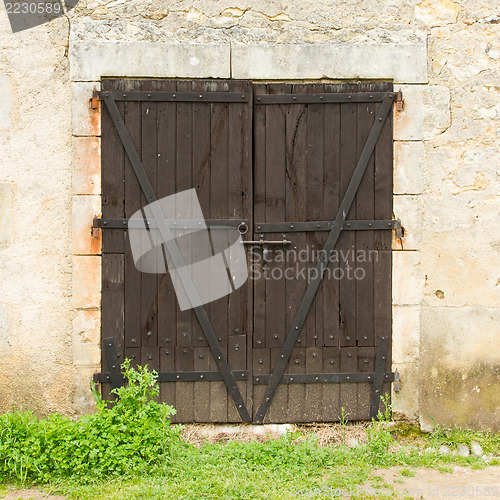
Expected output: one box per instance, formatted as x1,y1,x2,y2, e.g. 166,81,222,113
372,465,500,499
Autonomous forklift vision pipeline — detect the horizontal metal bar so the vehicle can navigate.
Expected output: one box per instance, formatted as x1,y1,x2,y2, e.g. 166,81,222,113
93,218,249,230
94,370,248,383
96,91,249,103
254,92,391,104
254,220,401,232
242,240,291,245
253,372,395,385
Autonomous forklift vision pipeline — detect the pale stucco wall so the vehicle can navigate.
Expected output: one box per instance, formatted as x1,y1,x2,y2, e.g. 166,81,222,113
0,0,498,429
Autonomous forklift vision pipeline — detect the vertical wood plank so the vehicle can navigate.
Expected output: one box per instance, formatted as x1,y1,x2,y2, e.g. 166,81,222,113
227,334,247,421
123,80,143,349
305,346,322,422
252,84,267,352
101,79,125,254
339,86,357,348
194,346,211,422
140,80,159,350
285,347,305,423
322,347,341,421
340,346,358,421
175,346,194,422
323,100,341,347
101,253,124,400
160,346,176,422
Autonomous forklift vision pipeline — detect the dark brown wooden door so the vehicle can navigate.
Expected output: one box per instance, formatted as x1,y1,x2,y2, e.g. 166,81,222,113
251,82,393,423
98,80,395,423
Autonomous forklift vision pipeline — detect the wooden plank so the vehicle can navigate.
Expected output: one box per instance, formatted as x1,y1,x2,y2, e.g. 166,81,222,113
339,85,357,348
305,85,324,348
304,346,322,422
125,347,141,368
285,347,305,422
101,253,124,400
160,345,176,422
340,346,358,421
123,80,143,349
322,347,341,421
175,80,194,349
266,347,288,423
140,80,159,349
227,334,247,421
175,346,194,423
191,80,212,348
322,99,341,347
252,348,270,421
252,84,267,350
264,83,287,351
208,83,230,422
286,83,308,349
227,80,253,420
101,79,125,254
356,96,376,348
156,80,177,349
141,346,160,372
194,346,211,422
357,346,376,419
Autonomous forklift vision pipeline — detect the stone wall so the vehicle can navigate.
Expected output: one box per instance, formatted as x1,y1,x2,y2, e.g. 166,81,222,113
0,0,498,429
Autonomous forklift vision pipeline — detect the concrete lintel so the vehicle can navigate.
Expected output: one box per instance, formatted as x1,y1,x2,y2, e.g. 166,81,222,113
70,41,231,82
232,41,428,83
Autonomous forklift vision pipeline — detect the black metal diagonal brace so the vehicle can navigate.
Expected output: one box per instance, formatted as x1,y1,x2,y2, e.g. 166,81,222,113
254,92,396,423
101,95,251,422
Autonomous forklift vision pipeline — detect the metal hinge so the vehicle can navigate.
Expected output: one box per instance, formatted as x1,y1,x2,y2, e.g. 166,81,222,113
89,88,100,110
394,368,400,392
395,89,404,112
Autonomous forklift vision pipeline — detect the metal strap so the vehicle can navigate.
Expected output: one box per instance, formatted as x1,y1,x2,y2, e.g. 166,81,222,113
93,217,249,230
102,94,251,422
97,91,248,103
254,92,396,423
369,335,390,420
254,220,401,233
95,370,249,383
104,337,124,398
254,92,389,104
254,372,395,384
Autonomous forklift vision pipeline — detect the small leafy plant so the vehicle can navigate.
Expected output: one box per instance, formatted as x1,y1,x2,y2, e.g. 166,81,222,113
0,360,180,482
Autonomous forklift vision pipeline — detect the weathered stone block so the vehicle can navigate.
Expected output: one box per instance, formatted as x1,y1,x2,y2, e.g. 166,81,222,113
232,36,428,83
0,182,12,244
73,365,99,415
72,256,101,309
415,0,460,28
73,195,101,255
394,85,450,140
72,82,101,137
419,306,500,431
70,41,231,81
391,362,419,421
393,251,423,305
0,75,12,130
73,137,101,195
394,195,422,250
394,141,424,194
392,305,420,363
72,309,100,366
421,229,500,308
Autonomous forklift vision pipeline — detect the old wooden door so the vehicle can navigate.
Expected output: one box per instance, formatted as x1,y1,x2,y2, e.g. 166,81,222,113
96,79,396,423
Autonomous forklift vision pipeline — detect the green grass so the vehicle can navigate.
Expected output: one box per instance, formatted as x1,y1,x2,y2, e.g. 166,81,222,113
0,363,498,500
